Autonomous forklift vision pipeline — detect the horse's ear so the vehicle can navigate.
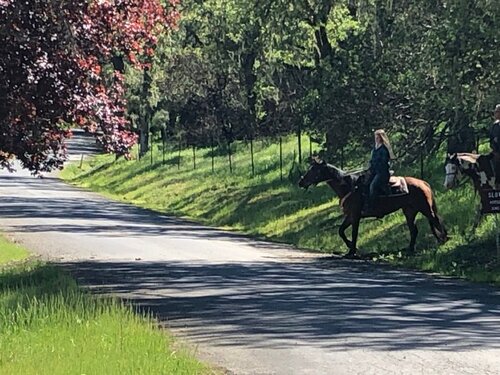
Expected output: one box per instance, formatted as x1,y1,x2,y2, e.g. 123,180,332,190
311,155,321,164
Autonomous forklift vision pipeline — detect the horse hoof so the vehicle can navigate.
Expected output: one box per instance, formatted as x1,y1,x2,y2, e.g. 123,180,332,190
439,236,449,244
405,248,415,255
343,252,359,259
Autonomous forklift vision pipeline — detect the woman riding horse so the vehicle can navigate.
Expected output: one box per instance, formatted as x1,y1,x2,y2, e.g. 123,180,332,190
299,158,448,258
364,129,395,214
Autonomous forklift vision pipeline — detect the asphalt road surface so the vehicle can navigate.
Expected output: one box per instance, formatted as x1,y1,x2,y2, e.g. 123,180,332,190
0,132,499,375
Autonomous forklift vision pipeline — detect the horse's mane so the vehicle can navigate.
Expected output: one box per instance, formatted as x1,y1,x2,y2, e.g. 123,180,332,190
325,163,367,190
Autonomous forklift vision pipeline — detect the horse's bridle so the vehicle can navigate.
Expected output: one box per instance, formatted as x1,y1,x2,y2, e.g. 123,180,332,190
445,161,468,188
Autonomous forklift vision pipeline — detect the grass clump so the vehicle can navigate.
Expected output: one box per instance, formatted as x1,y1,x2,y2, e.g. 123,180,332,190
0,236,29,265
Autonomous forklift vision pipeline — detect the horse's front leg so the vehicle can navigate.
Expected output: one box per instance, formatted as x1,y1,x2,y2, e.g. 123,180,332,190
338,216,352,250
347,218,360,257
470,205,483,236
340,216,360,258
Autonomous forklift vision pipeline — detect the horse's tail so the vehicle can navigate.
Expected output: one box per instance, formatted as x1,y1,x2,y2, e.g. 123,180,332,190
428,190,448,243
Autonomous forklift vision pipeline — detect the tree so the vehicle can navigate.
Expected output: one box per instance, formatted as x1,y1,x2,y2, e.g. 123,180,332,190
0,0,179,173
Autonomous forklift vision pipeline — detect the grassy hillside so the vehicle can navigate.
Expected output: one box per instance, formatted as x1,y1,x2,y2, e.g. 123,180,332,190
61,136,500,284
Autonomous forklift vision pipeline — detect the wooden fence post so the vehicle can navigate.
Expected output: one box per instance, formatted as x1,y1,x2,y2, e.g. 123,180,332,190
178,137,181,170
211,136,215,173
150,132,153,165
228,141,233,173
193,145,196,170
279,136,283,181
250,138,255,176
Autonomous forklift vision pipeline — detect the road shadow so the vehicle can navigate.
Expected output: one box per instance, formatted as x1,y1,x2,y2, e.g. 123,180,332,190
0,176,301,252
61,259,500,352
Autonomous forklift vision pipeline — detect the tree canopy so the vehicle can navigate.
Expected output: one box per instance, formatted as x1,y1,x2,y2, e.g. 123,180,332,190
2,0,500,172
131,0,499,163
0,0,178,173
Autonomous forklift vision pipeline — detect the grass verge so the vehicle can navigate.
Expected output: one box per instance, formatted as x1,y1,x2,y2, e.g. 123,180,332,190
0,236,209,374
0,235,29,265
61,136,500,284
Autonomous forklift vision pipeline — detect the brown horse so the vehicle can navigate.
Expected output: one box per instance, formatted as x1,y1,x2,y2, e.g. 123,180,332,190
298,158,448,258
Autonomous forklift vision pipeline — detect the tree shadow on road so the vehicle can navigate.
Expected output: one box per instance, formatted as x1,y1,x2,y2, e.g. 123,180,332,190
61,259,500,352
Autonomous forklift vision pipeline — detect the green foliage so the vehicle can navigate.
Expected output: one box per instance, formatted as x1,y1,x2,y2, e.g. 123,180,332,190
130,0,500,163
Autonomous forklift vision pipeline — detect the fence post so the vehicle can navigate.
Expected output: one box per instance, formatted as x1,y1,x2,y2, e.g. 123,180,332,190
250,138,255,176
309,136,312,159
150,132,153,165
297,127,302,164
279,136,283,181
178,137,181,170
193,145,196,170
420,148,424,179
211,136,215,173
228,140,233,173
496,215,500,263
162,130,166,165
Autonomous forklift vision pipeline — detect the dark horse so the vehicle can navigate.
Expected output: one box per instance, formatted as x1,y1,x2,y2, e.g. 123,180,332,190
298,158,448,257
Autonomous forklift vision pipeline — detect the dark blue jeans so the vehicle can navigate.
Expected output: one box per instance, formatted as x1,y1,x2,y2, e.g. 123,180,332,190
367,172,389,209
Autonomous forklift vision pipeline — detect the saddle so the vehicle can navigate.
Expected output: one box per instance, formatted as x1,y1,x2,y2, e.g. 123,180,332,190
383,176,409,196
354,171,409,197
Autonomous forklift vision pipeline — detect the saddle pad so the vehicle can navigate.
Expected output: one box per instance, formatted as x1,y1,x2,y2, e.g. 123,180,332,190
389,176,409,195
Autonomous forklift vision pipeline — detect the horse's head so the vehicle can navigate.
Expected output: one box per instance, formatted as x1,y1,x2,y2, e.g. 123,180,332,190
444,153,462,189
298,157,332,189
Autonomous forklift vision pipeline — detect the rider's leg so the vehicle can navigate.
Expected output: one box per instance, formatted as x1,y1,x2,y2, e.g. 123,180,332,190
362,174,374,211
368,174,382,211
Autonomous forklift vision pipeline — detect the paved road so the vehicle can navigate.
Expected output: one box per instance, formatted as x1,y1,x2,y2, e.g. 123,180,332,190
0,133,499,374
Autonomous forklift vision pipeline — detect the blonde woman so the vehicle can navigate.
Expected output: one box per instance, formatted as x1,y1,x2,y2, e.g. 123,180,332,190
363,129,395,213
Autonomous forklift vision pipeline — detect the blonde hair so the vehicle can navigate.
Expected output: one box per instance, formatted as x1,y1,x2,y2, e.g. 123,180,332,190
375,129,395,159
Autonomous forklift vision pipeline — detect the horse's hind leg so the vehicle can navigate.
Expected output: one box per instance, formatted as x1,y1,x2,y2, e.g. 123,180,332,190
431,214,448,243
420,209,448,244
403,208,418,253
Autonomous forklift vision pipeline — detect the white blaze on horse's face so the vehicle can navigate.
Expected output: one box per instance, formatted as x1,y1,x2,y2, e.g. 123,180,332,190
444,163,459,189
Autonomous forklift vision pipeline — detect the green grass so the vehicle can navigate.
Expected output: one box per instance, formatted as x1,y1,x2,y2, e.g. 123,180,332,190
0,237,210,374
0,235,29,265
61,136,500,284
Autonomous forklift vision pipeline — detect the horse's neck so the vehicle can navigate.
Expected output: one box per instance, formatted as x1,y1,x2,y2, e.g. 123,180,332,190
325,164,351,198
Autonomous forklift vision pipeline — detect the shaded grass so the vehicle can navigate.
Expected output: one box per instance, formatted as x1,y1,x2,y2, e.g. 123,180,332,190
0,237,210,374
61,136,500,284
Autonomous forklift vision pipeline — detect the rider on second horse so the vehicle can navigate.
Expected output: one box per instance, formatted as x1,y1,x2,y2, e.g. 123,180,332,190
363,129,395,213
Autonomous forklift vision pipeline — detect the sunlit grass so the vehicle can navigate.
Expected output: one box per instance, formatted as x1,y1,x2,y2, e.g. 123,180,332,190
0,235,29,265
0,237,210,374
61,136,500,284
